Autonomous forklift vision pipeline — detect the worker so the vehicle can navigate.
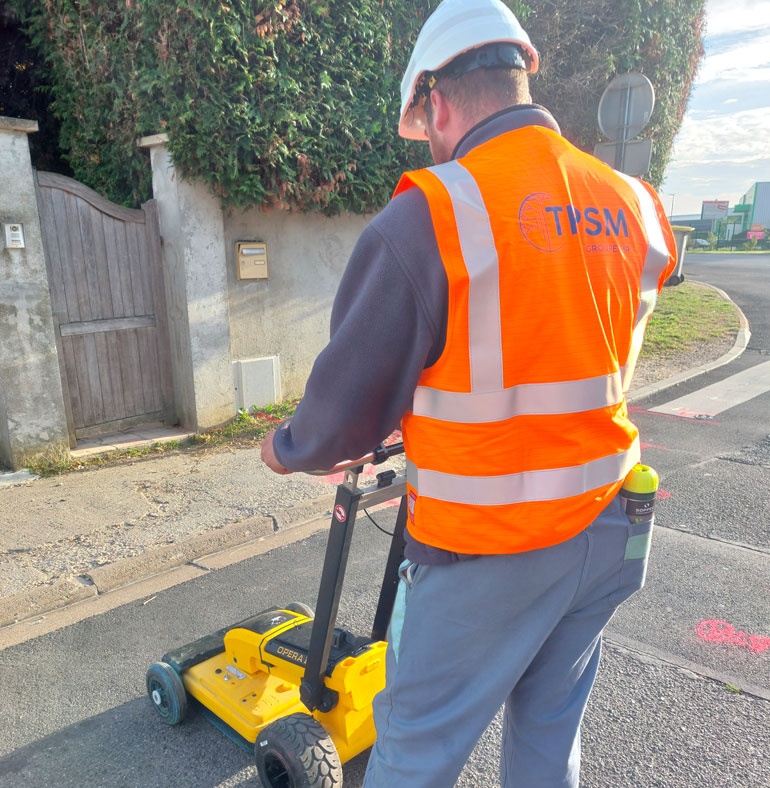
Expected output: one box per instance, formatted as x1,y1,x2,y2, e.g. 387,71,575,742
262,0,678,784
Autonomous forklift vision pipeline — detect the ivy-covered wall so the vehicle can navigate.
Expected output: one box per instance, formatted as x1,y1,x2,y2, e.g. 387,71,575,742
14,0,703,211
527,0,705,191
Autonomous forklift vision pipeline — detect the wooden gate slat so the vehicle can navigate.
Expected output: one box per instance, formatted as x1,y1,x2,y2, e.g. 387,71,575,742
135,221,155,314
38,187,68,316
83,333,106,425
88,204,114,320
136,327,155,414
93,332,119,423
77,199,107,320
127,222,146,314
68,195,94,320
115,221,135,317
119,328,145,416
136,221,152,316
61,339,84,429
63,193,93,321
101,215,125,317
145,327,166,414
70,335,95,427
124,221,146,317
115,328,137,418
51,189,81,323
105,331,127,420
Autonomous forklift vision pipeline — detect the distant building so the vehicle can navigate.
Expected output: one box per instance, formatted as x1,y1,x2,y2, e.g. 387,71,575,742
709,183,770,240
670,214,712,232
733,182,770,234
700,200,729,232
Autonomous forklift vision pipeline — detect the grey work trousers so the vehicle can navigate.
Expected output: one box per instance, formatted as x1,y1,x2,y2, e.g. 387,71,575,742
363,494,653,788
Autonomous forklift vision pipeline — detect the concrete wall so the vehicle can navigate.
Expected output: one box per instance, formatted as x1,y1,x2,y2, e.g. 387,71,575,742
225,207,369,397
0,117,69,469
143,134,371,413
0,120,232,465
140,135,235,430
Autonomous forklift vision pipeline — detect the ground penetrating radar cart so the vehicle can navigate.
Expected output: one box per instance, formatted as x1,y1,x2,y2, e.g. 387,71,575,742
146,442,407,787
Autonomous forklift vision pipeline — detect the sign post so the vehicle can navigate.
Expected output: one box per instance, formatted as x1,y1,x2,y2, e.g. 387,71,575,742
594,72,655,177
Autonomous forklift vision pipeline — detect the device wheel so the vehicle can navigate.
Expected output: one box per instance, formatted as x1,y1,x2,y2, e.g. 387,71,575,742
146,661,187,725
255,713,342,788
285,601,315,618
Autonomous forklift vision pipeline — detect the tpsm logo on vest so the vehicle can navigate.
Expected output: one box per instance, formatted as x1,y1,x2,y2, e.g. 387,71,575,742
518,192,630,254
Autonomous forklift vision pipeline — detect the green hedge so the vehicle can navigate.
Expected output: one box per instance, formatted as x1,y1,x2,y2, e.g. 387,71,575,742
15,0,703,212
141,0,444,213
526,0,706,189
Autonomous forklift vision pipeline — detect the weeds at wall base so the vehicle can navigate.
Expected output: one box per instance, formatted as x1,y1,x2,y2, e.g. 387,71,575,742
20,443,71,477
23,400,299,478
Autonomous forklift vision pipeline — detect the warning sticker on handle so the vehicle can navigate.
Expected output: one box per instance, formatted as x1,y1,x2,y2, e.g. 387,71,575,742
334,505,347,522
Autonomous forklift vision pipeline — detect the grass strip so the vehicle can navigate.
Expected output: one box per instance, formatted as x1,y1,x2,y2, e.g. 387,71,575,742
640,281,739,360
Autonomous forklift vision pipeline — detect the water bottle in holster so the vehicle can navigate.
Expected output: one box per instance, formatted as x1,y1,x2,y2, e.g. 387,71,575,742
620,463,659,523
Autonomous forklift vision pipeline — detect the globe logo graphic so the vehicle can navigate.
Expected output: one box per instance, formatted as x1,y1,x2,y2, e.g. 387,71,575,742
518,192,561,252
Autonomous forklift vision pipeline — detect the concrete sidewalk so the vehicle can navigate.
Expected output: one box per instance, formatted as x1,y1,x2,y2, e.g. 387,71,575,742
0,288,749,628
0,445,407,626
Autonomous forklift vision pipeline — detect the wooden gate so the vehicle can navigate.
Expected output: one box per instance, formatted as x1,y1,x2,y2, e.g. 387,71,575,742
35,172,174,445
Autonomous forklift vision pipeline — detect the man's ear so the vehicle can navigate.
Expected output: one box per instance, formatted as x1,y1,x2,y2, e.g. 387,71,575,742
429,89,451,132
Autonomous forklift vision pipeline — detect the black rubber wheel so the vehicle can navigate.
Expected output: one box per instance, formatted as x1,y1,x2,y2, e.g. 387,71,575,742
146,661,187,725
255,713,342,788
285,601,315,618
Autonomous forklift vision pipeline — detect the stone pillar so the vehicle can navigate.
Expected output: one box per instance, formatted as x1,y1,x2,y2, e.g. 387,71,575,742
139,134,234,431
0,117,69,469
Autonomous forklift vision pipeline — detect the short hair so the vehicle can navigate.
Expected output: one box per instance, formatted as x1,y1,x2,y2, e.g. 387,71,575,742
425,67,530,126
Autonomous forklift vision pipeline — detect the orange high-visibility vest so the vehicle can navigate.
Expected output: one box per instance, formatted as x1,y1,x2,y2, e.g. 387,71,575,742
396,125,676,554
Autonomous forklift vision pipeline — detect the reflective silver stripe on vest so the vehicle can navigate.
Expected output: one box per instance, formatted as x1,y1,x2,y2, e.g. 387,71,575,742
614,172,672,390
428,160,503,392
407,437,640,506
412,371,623,423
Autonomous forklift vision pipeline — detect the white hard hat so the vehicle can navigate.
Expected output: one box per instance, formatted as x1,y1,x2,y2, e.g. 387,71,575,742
399,0,539,140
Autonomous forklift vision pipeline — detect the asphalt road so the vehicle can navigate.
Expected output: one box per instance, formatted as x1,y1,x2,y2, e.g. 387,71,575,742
0,253,768,787
683,252,770,344
1,517,768,788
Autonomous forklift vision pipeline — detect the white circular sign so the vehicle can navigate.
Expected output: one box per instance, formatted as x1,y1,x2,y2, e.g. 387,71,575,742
598,72,655,142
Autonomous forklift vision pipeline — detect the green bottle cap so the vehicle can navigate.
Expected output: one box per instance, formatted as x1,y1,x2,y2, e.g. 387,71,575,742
622,463,659,495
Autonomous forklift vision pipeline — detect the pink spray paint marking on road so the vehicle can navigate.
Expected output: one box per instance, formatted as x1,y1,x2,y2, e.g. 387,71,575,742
255,412,282,422
696,619,770,654
640,442,665,450
656,489,671,499
676,409,719,421
629,406,720,426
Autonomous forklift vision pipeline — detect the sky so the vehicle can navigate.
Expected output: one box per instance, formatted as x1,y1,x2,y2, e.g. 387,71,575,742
659,0,770,217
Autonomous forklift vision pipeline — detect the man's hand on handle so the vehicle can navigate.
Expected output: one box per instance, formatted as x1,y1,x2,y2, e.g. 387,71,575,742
261,430,292,475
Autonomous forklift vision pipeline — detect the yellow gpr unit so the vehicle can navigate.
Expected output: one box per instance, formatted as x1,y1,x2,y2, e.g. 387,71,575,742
146,443,407,788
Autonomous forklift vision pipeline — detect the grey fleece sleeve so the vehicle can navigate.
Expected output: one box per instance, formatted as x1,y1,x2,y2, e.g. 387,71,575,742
272,188,446,472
